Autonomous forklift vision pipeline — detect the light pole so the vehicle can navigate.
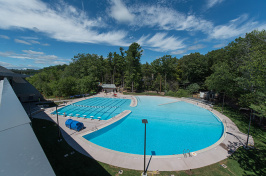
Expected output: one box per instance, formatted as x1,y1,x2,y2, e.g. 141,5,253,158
142,119,148,176
56,105,62,142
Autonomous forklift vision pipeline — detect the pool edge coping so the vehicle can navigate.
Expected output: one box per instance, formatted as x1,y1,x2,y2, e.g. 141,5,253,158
38,94,254,171
78,110,132,137
76,96,228,159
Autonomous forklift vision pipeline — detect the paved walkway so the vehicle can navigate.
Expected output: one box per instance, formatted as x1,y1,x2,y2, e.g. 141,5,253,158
33,95,254,171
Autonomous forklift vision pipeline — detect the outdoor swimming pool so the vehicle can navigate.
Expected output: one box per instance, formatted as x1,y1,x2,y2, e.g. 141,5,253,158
82,96,224,156
51,97,131,120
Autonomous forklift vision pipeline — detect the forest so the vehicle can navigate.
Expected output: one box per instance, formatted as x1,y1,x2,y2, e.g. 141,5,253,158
27,30,266,119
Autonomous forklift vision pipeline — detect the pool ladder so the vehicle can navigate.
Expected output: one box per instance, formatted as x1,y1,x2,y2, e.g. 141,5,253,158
183,149,191,158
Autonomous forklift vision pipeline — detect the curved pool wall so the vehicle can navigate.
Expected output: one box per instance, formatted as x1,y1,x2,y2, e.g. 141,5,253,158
84,111,131,141
51,97,131,120
83,96,224,156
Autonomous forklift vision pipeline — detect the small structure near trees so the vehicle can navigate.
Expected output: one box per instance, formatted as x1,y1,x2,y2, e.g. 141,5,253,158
101,84,117,93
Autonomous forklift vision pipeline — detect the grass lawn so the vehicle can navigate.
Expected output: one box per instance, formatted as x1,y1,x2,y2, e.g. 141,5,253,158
32,103,265,175
213,105,266,175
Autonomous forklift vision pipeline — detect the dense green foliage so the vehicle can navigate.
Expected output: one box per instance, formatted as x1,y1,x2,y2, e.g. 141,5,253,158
27,30,266,118
165,89,190,98
205,30,266,119
10,68,40,75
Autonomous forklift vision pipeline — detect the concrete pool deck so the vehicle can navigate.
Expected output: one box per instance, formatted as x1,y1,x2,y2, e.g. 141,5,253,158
33,94,254,171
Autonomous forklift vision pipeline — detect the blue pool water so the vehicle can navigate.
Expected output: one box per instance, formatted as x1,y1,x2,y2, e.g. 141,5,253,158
51,97,131,120
82,96,224,155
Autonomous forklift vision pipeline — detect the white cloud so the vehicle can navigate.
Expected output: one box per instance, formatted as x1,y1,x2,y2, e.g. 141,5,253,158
171,44,206,55
20,37,50,46
0,35,9,39
0,50,69,65
29,40,40,44
0,61,15,68
0,51,13,57
14,39,31,45
138,33,186,52
136,35,150,46
20,36,39,40
109,0,134,23
187,44,206,50
0,61,40,69
22,50,44,55
213,43,226,48
15,37,50,46
0,0,129,46
258,24,266,31
210,14,261,39
206,0,224,9
171,50,186,55
130,5,213,33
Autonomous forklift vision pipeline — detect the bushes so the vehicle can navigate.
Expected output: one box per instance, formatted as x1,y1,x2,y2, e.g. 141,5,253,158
176,89,190,97
186,83,200,94
165,90,176,96
165,89,190,97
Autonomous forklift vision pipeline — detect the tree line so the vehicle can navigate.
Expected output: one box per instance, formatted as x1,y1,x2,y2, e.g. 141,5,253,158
27,30,266,119
11,68,39,75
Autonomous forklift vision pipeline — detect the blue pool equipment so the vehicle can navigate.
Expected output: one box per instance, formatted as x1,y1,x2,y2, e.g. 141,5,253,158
65,119,84,131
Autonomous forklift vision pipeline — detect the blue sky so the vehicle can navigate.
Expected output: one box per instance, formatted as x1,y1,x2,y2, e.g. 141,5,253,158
0,0,265,69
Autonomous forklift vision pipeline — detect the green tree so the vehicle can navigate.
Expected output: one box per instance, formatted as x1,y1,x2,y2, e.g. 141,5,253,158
77,76,97,95
57,77,77,97
179,53,208,85
236,30,266,121
141,62,154,90
151,55,180,91
205,62,237,112
125,42,143,92
187,83,200,94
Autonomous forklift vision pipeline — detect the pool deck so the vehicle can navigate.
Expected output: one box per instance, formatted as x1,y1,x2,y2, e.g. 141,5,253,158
33,94,254,171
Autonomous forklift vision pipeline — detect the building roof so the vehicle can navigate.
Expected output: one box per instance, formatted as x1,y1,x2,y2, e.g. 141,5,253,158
0,78,30,130
12,77,40,96
101,84,116,89
0,78,55,175
0,66,29,78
